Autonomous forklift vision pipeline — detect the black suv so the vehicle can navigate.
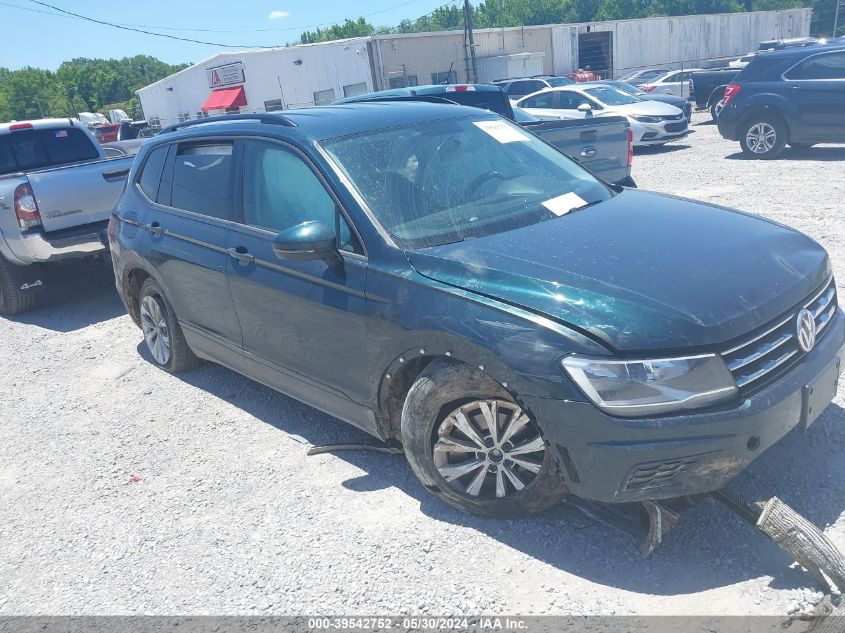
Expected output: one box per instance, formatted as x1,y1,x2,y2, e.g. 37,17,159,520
717,44,845,158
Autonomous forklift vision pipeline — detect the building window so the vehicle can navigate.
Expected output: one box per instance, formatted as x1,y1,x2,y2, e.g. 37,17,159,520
264,99,285,112
431,70,457,85
343,82,369,98
196,111,208,119
313,88,336,106
226,107,241,115
178,112,191,123
389,75,418,89
148,117,161,131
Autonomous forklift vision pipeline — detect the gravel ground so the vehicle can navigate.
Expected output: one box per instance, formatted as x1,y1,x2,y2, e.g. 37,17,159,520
0,111,843,618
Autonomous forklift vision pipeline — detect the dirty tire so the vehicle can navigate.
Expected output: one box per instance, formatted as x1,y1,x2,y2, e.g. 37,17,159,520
0,257,37,316
401,359,567,518
138,277,201,373
740,114,787,159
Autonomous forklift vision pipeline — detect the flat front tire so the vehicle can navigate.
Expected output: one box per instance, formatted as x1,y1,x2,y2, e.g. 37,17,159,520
138,277,200,373
401,360,567,518
740,115,786,159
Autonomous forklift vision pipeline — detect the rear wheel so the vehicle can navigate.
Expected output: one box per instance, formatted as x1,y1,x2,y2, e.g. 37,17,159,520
740,115,787,159
401,360,566,517
138,277,200,373
710,98,724,121
0,257,37,316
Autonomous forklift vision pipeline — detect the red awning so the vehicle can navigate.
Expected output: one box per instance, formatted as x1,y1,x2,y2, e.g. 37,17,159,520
201,86,247,111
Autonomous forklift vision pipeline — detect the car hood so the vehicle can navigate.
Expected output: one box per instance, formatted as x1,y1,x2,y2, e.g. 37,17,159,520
606,100,682,116
640,94,686,106
405,190,829,352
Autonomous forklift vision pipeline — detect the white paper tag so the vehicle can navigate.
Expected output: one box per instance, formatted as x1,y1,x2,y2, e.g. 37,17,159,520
541,192,588,216
473,120,531,143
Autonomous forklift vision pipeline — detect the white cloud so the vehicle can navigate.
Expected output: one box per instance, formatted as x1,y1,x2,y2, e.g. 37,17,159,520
268,10,290,19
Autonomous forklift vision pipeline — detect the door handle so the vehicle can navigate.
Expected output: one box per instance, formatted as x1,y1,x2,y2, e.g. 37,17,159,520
227,247,255,264
147,221,164,236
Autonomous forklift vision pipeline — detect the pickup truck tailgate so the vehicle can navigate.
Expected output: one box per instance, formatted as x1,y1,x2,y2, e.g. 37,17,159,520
521,116,630,185
27,156,133,232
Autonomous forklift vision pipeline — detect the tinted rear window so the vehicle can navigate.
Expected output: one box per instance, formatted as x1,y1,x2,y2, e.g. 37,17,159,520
171,142,234,220
0,127,99,175
736,55,790,81
441,90,512,117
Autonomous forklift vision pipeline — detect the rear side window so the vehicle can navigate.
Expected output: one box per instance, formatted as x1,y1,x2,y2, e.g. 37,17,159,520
736,55,789,81
137,145,168,202
520,92,557,108
442,90,511,117
784,51,845,80
171,142,234,220
0,127,99,175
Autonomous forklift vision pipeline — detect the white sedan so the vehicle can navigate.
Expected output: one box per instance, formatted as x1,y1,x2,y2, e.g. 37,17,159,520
639,69,703,97
515,85,689,147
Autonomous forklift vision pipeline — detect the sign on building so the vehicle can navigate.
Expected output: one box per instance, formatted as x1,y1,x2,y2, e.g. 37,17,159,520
207,62,245,88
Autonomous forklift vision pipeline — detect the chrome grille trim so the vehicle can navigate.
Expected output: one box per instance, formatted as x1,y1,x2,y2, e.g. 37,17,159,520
722,277,837,391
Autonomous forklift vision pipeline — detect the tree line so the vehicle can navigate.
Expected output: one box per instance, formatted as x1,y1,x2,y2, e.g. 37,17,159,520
0,55,188,122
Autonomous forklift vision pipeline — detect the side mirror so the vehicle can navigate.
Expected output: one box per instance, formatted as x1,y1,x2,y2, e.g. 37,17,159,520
577,103,593,116
272,220,341,267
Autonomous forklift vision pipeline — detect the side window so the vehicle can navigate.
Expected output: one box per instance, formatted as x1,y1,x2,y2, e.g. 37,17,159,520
558,92,591,110
785,52,845,80
171,142,235,220
506,81,526,97
521,92,557,108
137,145,168,202
242,140,362,254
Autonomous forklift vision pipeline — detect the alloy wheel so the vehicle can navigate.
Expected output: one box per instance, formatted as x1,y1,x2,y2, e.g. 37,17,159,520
140,294,171,365
745,122,777,154
432,400,546,499
713,99,724,118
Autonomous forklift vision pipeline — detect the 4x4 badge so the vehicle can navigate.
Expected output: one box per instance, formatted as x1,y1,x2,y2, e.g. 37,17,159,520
796,308,816,353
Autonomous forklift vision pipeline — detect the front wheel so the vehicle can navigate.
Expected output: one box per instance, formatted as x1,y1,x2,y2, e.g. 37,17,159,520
401,360,567,517
138,277,201,373
740,115,787,159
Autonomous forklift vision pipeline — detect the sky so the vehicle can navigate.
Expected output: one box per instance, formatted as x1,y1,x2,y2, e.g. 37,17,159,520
0,0,452,70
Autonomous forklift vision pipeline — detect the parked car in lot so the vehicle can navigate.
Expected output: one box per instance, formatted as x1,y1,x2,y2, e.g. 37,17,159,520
640,68,703,98
337,84,635,186
110,104,843,517
586,80,692,119
717,44,845,158
491,75,574,101
617,68,666,86
690,68,742,120
515,84,688,146
729,53,756,68
0,118,133,314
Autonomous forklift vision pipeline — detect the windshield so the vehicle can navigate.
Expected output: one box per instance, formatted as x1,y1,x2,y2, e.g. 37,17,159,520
544,77,573,87
323,116,610,249
583,86,640,105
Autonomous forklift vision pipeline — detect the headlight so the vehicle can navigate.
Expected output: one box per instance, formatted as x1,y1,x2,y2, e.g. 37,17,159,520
561,353,737,417
631,115,661,123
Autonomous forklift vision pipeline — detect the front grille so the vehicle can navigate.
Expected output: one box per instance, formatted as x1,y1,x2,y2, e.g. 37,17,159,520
622,455,704,491
722,277,838,392
665,121,688,133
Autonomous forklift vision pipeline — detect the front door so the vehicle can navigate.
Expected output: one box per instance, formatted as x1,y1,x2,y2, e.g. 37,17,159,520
225,138,371,423
783,50,845,141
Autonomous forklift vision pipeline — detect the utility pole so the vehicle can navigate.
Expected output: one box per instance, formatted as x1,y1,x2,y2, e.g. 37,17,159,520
463,0,478,83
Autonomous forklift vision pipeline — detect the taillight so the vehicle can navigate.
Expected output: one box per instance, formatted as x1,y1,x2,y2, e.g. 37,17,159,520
627,127,633,167
9,122,33,131
722,83,741,108
642,85,655,93
14,183,42,229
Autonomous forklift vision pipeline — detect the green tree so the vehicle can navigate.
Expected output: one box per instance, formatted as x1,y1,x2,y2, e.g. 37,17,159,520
300,18,375,44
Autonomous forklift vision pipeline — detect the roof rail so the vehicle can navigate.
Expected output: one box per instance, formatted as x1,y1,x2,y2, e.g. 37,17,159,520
160,113,296,134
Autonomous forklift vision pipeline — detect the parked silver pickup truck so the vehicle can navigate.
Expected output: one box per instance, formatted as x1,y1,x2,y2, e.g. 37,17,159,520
0,118,133,314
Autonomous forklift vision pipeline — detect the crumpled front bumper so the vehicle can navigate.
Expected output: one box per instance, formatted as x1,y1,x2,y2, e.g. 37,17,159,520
525,308,845,503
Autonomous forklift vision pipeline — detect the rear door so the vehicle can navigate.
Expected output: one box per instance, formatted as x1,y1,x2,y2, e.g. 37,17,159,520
783,50,845,140
225,138,371,412
139,139,242,349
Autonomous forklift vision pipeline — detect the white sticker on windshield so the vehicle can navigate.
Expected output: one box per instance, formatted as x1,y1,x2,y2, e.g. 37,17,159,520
541,192,588,216
473,120,530,143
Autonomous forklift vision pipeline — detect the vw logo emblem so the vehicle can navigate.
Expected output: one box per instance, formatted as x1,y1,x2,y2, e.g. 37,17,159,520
580,146,598,158
796,308,817,353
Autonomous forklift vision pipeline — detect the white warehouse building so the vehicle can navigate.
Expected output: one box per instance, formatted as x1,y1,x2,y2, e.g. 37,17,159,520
137,8,811,129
